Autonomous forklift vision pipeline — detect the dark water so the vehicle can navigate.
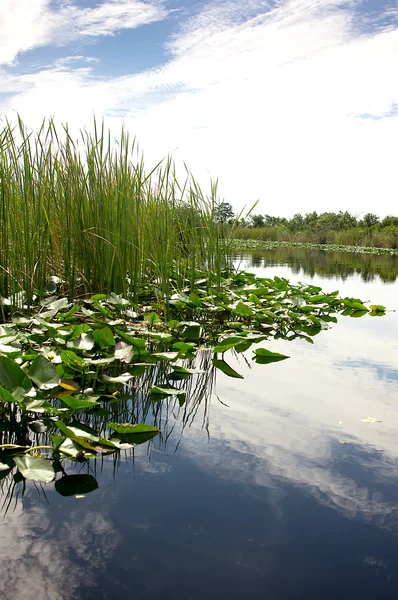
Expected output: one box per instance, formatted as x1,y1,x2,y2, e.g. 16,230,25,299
2,248,398,600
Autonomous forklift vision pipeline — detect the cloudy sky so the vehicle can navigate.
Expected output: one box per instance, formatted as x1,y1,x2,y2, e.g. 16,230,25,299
0,0,397,216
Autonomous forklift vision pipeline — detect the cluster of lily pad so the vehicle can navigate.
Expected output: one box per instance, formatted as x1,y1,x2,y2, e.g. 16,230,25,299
0,270,385,501
231,239,398,256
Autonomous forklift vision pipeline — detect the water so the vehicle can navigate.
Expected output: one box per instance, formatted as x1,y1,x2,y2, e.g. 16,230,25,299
2,248,398,600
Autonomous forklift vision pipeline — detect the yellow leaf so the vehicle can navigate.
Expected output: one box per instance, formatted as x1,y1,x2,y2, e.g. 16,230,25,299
59,378,79,392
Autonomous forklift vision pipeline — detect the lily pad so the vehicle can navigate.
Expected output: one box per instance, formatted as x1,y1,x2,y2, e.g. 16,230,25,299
55,474,99,496
14,455,55,483
100,372,134,384
28,355,59,389
253,348,289,364
212,358,243,379
150,386,186,396
0,356,32,396
108,423,159,434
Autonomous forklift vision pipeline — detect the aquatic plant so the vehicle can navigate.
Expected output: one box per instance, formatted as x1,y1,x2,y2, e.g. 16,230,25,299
0,270,385,504
231,239,398,257
0,117,236,304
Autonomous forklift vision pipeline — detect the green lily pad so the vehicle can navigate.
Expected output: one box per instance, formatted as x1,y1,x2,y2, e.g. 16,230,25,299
0,356,32,396
55,474,99,496
253,348,289,364
14,455,55,483
108,423,159,434
28,355,59,389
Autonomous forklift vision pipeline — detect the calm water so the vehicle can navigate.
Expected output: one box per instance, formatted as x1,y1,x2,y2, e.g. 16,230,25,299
2,248,398,600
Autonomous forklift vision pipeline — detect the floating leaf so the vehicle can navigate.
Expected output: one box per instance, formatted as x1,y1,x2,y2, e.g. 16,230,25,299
0,343,20,357
28,355,59,389
172,342,196,356
182,324,202,341
292,296,306,307
55,474,99,496
108,423,159,434
28,420,47,433
56,420,100,442
152,352,179,361
24,398,66,414
114,341,134,363
109,424,160,445
100,372,134,384
106,292,129,306
61,350,87,370
360,417,382,423
61,396,99,410
45,276,61,294
59,378,80,392
145,312,161,324
171,366,205,375
213,336,247,353
91,294,107,301
0,386,16,403
146,331,173,342
129,363,150,376
115,330,146,349
369,304,386,313
69,324,92,340
150,385,186,396
253,348,289,364
118,431,160,444
212,358,243,379
93,327,116,348
343,299,368,311
14,455,55,483
0,356,32,396
42,297,68,311
86,356,116,365
67,333,95,351
107,437,134,450
54,437,94,458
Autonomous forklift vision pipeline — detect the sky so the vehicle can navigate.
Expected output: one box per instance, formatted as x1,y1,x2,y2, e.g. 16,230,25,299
0,0,397,217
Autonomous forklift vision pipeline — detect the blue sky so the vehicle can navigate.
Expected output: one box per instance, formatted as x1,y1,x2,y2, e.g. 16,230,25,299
1,0,398,216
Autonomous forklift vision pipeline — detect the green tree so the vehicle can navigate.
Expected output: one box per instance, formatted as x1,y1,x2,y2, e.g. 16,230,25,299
303,212,318,228
289,213,304,232
214,202,235,224
250,214,265,228
360,213,380,228
264,215,288,227
381,215,398,228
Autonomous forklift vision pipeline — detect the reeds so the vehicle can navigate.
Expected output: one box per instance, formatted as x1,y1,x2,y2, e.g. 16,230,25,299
0,117,235,304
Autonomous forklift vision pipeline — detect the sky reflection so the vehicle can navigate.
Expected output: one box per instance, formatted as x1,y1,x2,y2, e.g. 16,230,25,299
2,249,398,599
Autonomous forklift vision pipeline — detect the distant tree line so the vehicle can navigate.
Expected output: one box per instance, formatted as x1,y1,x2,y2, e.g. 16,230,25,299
214,203,398,248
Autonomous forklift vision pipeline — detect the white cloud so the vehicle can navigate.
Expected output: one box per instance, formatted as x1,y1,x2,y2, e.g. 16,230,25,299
179,309,398,528
1,0,398,216
0,0,169,66
0,500,120,600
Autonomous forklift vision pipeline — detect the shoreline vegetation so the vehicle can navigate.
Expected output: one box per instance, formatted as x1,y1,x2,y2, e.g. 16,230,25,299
0,118,387,496
230,239,398,256
215,203,398,252
0,118,241,304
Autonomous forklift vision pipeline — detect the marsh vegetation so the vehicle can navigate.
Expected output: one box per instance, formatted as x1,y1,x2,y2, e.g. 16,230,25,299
0,119,386,506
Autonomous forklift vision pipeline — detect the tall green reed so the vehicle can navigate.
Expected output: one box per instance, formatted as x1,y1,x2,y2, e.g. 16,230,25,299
0,117,237,308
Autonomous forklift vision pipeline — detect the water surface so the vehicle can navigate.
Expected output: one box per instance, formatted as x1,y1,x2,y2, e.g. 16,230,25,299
2,248,398,600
